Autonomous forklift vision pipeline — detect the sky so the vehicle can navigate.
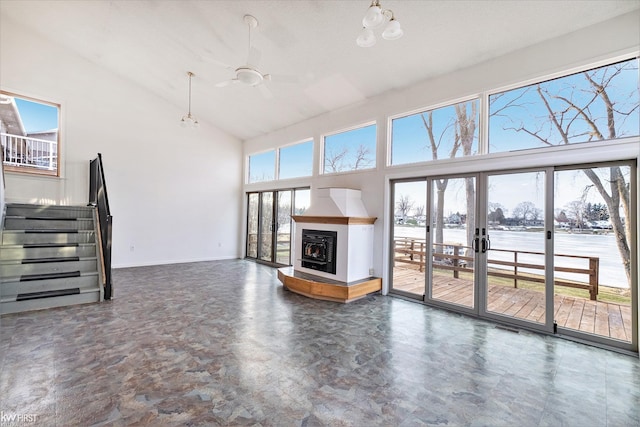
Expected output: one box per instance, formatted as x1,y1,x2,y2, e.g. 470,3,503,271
14,97,59,133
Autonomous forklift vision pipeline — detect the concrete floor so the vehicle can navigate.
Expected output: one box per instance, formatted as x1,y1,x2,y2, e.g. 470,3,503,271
1,259,638,426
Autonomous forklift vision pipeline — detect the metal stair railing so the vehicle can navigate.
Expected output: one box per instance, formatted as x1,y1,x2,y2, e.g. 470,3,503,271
89,153,113,299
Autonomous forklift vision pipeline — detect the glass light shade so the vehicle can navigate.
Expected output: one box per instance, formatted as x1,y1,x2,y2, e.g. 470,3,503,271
362,5,384,29
382,19,403,40
356,28,377,48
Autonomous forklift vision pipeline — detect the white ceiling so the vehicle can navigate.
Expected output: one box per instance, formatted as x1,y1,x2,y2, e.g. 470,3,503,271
1,0,638,141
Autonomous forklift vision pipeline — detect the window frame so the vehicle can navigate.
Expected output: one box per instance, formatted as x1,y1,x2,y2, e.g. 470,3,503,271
277,138,314,181
321,121,377,175
0,91,61,178
387,95,481,168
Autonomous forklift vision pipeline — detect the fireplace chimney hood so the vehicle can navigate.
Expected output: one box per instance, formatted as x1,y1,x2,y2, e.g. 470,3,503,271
302,188,369,217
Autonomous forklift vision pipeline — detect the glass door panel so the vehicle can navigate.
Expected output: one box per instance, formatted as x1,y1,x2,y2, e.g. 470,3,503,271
391,180,427,298
276,191,292,265
247,193,259,258
554,165,633,343
485,171,546,325
259,192,274,262
429,176,476,309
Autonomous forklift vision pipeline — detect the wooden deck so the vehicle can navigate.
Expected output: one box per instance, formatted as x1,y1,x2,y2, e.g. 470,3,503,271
393,266,633,342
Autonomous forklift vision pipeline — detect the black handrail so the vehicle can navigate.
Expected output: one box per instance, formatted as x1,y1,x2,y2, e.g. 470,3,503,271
89,153,113,300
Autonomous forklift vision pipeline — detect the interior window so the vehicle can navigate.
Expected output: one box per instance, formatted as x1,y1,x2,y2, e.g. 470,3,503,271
0,92,60,176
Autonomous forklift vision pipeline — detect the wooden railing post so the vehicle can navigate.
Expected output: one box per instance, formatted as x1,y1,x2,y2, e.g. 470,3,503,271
514,251,518,288
589,257,599,301
409,239,415,261
453,245,459,278
419,241,424,272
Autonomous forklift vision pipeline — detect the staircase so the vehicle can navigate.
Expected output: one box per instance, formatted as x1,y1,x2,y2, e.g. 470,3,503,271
0,203,103,314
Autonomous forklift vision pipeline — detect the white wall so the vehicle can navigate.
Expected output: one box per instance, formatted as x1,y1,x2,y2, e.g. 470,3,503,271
243,11,640,289
0,15,243,268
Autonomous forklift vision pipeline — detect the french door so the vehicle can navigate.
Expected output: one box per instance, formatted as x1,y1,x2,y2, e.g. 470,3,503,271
390,161,636,351
246,188,310,266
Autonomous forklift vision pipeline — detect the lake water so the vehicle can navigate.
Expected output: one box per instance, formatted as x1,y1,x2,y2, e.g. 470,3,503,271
394,226,628,289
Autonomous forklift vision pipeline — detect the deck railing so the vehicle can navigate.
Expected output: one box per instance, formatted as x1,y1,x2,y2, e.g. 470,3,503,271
393,237,600,300
1,133,57,170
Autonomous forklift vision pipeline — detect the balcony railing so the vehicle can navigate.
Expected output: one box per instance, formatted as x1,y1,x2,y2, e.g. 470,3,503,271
1,132,57,171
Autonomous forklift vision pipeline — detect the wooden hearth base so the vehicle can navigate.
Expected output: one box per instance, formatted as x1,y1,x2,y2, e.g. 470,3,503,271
277,267,382,303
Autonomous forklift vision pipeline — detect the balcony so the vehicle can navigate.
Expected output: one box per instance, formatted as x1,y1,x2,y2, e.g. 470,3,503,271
1,132,58,175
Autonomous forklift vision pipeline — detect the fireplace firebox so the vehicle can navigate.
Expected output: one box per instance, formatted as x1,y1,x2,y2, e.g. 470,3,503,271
301,229,337,274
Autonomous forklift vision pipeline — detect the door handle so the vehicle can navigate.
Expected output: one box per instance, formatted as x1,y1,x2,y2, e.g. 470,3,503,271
481,238,486,253
473,237,480,253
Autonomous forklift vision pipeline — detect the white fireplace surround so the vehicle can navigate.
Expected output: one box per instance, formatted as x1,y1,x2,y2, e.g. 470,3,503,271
292,188,376,283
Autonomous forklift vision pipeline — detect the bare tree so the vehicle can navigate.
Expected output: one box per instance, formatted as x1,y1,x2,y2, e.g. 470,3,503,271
498,61,637,285
566,200,586,229
420,102,478,253
352,144,373,170
421,112,451,249
414,204,425,218
396,194,413,222
455,102,477,253
512,201,541,223
324,147,348,173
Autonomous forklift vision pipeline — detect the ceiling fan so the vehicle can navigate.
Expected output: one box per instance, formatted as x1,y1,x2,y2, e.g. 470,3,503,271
213,15,274,98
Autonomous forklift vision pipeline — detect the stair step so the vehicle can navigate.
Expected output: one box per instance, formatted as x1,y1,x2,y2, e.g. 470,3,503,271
4,217,94,231
24,229,79,233
6,204,94,219
0,272,99,296
0,258,97,277
22,242,79,248
1,290,101,315
0,244,96,260
20,271,81,282
21,256,80,264
2,230,95,245
17,288,80,301
24,216,78,221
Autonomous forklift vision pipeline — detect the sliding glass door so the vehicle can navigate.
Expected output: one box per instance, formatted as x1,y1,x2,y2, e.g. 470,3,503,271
390,161,636,350
553,163,634,345
483,170,550,331
428,175,477,310
246,188,310,266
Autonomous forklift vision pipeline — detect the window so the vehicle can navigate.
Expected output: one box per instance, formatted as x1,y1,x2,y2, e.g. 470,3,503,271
279,139,313,179
0,92,60,176
248,150,276,183
390,99,479,166
489,58,639,153
323,123,376,174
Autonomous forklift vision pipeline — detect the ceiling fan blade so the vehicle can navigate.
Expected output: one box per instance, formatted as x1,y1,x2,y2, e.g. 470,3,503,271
257,83,274,99
247,46,262,68
215,79,239,88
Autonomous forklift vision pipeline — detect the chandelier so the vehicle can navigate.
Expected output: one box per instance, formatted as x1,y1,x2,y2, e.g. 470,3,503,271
356,1,404,48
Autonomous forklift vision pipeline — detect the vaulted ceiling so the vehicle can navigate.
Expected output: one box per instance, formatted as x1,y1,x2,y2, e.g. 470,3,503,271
1,1,638,141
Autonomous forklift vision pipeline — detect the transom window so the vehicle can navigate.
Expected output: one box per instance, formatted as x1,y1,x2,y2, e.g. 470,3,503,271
390,99,479,166
489,58,639,152
323,123,376,174
248,139,314,183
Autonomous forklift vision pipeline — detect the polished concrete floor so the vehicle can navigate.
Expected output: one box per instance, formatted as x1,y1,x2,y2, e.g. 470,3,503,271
1,260,638,426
